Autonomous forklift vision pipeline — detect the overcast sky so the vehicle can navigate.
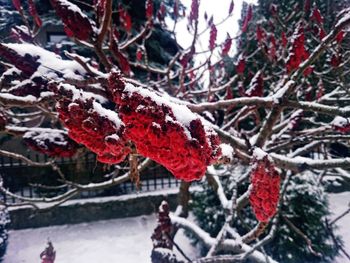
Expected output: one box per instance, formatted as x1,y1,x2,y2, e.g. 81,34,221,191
167,0,257,58
165,0,258,86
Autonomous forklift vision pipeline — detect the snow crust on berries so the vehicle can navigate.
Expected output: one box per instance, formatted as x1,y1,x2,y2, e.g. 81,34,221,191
55,83,130,164
123,83,197,130
3,43,86,80
108,71,223,181
55,0,88,16
23,128,69,146
59,83,107,104
253,147,268,160
23,128,78,157
220,143,234,160
331,116,349,127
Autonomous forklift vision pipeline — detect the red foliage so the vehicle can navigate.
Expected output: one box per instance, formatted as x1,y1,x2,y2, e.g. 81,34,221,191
336,30,345,43
229,1,234,15
222,36,232,56
225,86,233,100
157,3,166,21
136,48,143,61
119,6,132,33
23,129,78,158
108,72,222,181
173,0,178,18
242,5,253,33
319,27,326,40
190,0,199,24
330,54,341,68
110,37,131,75
256,25,264,43
311,8,323,24
249,151,280,222
209,24,217,51
50,0,94,41
0,44,39,77
286,24,309,73
179,47,195,68
28,0,42,27
236,56,246,74
304,0,311,13
11,0,21,12
245,71,264,97
145,0,153,20
53,83,131,164
95,0,106,19
303,66,313,77
268,34,276,61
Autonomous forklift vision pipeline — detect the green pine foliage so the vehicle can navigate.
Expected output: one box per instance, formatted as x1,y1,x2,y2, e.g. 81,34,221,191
190,171,341,262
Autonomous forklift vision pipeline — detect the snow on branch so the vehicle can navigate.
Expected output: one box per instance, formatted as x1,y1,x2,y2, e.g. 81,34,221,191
170,215,277,263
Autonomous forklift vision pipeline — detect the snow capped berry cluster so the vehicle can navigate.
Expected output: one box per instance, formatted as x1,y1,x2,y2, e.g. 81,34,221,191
8,78,48,98
53,83,131,164
23,128,78,157
50,0,95,41
249,148,280,222
108,71,222,181
0,43,39,77
331,116,350,133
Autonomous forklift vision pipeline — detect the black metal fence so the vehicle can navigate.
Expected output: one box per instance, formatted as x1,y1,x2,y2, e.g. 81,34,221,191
0,152,181,204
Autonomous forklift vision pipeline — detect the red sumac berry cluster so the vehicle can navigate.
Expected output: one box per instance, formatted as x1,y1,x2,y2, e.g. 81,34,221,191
108,71,222,181
23,129,78,157
245,71,264,97
189,0,199,24
50,0,94,41
8,78,48,98
209,24,217,51
286,24,309,73
331,116,350,133
53,83,131,164
249,149,280,222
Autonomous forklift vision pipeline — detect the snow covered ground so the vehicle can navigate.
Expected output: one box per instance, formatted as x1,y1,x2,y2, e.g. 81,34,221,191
329,192,350,263
3,192,349,263
3,214,198,263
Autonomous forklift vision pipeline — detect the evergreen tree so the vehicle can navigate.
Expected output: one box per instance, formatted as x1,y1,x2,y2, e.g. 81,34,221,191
191,171,341,262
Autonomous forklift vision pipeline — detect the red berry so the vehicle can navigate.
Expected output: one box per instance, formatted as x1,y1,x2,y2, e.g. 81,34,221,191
249,149,280,222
